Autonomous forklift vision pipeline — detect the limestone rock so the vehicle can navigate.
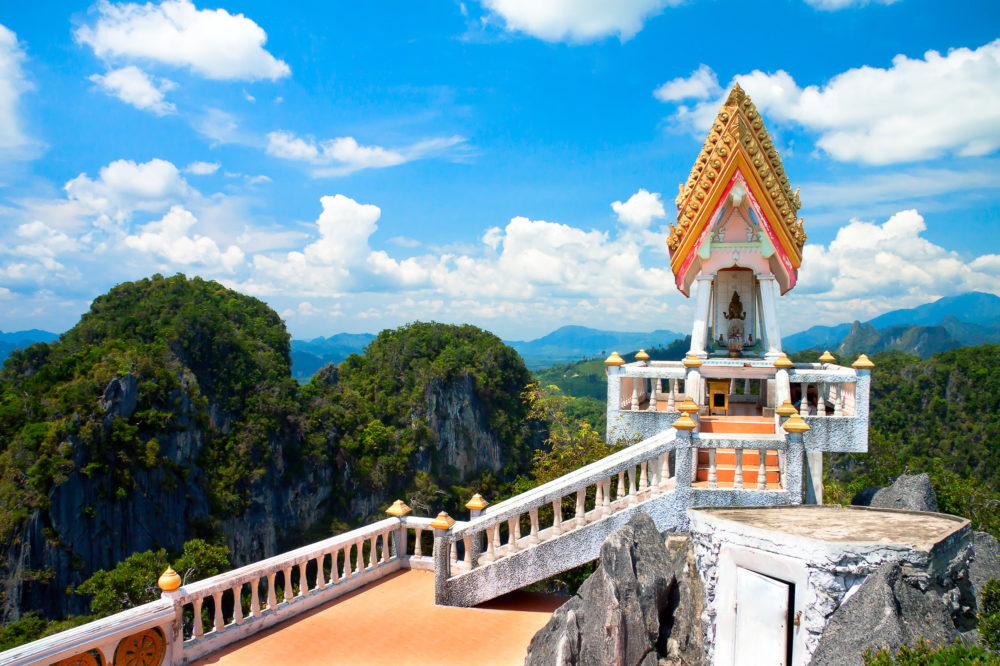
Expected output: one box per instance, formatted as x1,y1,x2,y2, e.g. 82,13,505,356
971,531,1000,614
524,513,704,666
810,561,959,665
850,485,881,507
869,473,939,512
98,373,138,421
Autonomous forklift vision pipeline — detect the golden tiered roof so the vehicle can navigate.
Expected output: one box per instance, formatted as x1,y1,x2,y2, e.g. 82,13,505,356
668,84,806,277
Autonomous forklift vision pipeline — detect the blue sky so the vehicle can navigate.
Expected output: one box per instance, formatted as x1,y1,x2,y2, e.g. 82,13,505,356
0,0,999,340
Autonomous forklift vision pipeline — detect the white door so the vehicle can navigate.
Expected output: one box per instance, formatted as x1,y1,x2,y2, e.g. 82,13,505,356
733,567,791,666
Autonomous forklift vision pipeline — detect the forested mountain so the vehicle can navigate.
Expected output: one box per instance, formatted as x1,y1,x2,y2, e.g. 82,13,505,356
506,325,684,369
0,275,539,626
784,291,1000,354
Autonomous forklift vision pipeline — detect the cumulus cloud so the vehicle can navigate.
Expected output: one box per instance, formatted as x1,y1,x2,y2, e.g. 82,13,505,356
612,189,666,228
124,205,244,272
65,158,190,220
0,24,34,155
480,0,677,42
89,65,176,115
75,0,290,81
657,39,1000,164
184,160,220,175
265,131,466,176
654,64,721,103
794,210,1000,309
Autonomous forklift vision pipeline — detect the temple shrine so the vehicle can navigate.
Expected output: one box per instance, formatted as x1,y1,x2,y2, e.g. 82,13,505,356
4,86,920,666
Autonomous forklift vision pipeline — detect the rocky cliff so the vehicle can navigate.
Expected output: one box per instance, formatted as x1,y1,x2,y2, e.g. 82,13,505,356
0,276,537,623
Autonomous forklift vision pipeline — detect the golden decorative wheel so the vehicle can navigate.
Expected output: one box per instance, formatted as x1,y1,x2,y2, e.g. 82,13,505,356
113,627,166,666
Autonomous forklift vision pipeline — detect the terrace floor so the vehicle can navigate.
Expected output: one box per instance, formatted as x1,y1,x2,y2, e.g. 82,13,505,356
192,569,566,665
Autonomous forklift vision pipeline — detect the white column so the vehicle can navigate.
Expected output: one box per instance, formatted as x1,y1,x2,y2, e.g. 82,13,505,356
757,274,783,360
689,275,714,358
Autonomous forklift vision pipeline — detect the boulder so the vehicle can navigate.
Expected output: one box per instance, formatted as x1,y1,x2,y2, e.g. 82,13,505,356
810,562,959,665
850,485,882,506
524,513,704,666
869,473,939,512
971,531,1000,613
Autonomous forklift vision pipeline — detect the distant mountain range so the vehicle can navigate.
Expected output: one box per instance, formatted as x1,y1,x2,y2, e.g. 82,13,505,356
784,292,1000,358
504,325,684,369
5,292,998,376
0,329,60,360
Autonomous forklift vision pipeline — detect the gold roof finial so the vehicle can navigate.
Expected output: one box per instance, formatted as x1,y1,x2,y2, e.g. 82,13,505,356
158,566,181,593
429,512,456,530
775,400,797,417
605,352,625,367
782,413,810,434
673,413,697,430
386,499,411,517
465,494,489,511
773,354,794,369
852,354,875,369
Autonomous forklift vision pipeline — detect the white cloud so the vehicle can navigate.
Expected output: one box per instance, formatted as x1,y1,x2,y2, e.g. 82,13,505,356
266,131,466,176
0,24,34,155
803,0,900,9
76,0,290,81
658,39,1000,164
124,205,244,272
792,210,1000,315
481,0,677,42
612,189,666,228
65,158,190,219
388,236,421,248
654,64,721,103
89,65,176,115
0,286,10,299
184,160,220,175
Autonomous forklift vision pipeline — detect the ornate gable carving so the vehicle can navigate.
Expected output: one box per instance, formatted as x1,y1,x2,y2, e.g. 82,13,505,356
668,84,806,271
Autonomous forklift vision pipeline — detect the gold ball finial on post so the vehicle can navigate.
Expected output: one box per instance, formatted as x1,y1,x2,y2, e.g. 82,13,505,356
682,353,703,368
773,354,794,369
465,494,489,511
158,566,181,593
782,413,810,434
605,352,625,367
429,512,456,530
818,350,836,364
634,349,650,365
775,400,797,417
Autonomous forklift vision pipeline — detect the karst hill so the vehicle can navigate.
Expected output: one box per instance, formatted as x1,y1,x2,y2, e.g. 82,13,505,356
0,274,538,624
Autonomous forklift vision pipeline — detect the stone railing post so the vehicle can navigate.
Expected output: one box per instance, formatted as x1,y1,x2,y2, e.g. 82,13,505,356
431,512,456,605
782,413,809,503
672,412,696,489
386,499,411,560
464,494,489,567
158,567,183,665
682,354,703,408
605,352,625,440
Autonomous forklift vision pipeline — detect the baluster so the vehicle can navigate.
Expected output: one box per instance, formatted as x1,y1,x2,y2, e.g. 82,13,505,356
283,567,294,603
552,499,563,535
193,598,204,638
507,517,520,553
353,543,362,574
493,524,502,556
463,536,472,568
212,591,224,632
631,379,639,411
708,449,718,489
800,383,809,416
758,448,767,490
232,585,244,625
818,382,827,416
266,572,277,609
594,481,603,513
627,466,637,504
414,529,423,558
734,449,744,489
639,461,648,493
576,488,587,526
529,508,540,542
617,471,626,500
250,578,261,617
369,537,377,569
668,379,676,410
744,377,751,395
316,555,326,588
298,562,308,596
729,378,736,395
661,452,672,488
486,525,496,560
602,479,612,515
834,384,843,416
649,378,658,411
450,541,458,565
